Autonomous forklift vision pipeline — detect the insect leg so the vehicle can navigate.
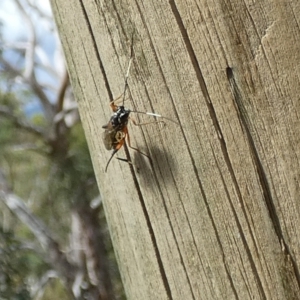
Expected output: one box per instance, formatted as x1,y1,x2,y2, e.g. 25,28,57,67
110,94,130,107
105,137,125,172
105,149,118,172
130,117,166,127
124,126,150,159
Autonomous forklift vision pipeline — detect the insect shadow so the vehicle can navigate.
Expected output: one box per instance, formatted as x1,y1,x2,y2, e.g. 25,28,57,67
131,144,177,187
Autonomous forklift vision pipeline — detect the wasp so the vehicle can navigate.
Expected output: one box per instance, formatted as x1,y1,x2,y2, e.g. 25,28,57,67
102,35,177,172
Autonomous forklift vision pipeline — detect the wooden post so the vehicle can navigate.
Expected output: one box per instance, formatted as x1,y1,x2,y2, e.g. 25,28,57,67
51,0,300,299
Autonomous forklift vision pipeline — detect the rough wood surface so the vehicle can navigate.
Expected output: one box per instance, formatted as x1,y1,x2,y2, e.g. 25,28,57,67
51,0,300,299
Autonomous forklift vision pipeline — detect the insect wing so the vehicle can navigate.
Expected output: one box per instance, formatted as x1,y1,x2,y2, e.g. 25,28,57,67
102,122,115,150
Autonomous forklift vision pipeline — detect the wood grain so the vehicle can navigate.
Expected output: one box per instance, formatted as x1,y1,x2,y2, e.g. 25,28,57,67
51,0,300,299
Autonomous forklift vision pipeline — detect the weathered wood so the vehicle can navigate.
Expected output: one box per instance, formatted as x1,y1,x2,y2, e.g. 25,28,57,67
51,0,300,299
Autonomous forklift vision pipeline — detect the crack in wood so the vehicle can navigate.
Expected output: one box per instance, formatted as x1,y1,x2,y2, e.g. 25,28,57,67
168,1,271,297
168,1,247,298
127,146,173,300
226,66,300,292
79,2,174,297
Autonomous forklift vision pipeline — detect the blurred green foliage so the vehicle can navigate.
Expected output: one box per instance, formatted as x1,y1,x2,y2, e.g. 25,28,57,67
0,86,125,299
0,90,96,299
0,226,33,300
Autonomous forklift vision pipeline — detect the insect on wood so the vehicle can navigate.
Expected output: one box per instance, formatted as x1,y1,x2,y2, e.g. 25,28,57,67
102,35,177,172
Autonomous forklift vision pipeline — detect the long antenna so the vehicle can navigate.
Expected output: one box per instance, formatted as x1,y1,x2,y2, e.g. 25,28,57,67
122,33,135,106
130,110,179,124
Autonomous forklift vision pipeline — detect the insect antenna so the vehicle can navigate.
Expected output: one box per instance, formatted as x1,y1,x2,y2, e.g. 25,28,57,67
130,110,179,125
122,33,135,106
